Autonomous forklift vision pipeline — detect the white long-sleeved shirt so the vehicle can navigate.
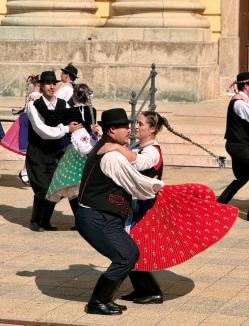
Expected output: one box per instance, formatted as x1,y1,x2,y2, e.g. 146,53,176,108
56,84,73,105
100,151,164,200
27,96,69,140
233,91,249,123
130,141,160,171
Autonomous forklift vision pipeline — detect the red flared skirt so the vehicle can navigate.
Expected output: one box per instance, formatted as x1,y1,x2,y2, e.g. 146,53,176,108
131,184,238,271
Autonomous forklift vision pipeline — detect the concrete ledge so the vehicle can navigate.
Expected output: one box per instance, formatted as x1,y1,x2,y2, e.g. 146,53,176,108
0,26,211,42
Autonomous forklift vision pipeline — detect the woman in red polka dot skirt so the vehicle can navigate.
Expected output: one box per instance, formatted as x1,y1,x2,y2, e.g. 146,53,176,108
98,111,238,304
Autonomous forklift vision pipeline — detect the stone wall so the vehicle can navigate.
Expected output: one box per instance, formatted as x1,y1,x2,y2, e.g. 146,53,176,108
0,26,219,101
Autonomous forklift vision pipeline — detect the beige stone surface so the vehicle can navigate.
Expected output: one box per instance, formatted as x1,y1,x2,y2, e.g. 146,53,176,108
2,0,103,26
107,0,210,30
0,162,249,325
0,97,249,326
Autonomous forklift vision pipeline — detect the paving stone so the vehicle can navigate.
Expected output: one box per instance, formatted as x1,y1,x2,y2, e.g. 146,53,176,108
1,98,249,325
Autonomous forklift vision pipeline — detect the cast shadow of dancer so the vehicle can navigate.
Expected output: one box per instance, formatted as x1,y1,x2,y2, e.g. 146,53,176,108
0,204,74,230
16,264,195,302
0,174,29,189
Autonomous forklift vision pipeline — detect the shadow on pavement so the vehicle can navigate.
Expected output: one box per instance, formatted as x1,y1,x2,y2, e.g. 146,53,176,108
0,204,75,231
16,264,195,303
230,199,249,221
0,174,29,189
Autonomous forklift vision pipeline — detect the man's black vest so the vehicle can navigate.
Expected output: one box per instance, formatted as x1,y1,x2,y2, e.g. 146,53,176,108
78,136,133,219
28,97,67,155
225,99,249,145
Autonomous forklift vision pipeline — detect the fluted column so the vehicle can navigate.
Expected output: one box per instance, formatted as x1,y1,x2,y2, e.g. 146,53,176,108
107,0,210,28
1,0,103,26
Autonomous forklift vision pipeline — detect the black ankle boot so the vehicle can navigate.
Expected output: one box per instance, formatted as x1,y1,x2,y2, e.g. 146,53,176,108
121,290,139,301
85,274,125,315
30,198,45,232
122,272,163,304
133,273,163,304
39,200,57,231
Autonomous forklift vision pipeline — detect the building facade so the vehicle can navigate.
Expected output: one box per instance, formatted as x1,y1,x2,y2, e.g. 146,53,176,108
0,0,246,101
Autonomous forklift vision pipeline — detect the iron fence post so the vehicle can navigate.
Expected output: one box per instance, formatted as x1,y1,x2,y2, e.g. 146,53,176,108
149,63,157,112
129,90,137,145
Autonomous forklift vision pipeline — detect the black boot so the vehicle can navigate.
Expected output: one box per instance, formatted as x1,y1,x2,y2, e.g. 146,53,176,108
39,200,57,231
69,198,78,230
85,274,126,315
122,272,163,304
30,198,45,232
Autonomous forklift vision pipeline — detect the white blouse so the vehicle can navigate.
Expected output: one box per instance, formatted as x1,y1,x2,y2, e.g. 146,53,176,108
56,84,73,104
131,141,160,171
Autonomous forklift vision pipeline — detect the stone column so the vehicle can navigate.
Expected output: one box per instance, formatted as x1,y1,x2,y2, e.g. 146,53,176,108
1,0,103,26
107,0,210,28
219,0,240,95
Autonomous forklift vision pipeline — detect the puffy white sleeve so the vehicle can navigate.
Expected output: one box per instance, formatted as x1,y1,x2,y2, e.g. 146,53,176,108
100,152,164,200
71,128,97,155
56,85,73,102
234,100,249,122
26,101,69,139
131,145,160,171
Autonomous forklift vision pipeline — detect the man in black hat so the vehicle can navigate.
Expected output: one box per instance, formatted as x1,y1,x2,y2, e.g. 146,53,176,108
75,108,163,315
217,72,249,205
26,71,82,231
56,63,78,104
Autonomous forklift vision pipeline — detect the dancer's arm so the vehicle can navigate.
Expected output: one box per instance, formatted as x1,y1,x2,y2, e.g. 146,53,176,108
27,101,81,139
97,143,159,171
100,152,164,200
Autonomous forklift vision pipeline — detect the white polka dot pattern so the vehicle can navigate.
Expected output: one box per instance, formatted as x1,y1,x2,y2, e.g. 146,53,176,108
130,183,238,271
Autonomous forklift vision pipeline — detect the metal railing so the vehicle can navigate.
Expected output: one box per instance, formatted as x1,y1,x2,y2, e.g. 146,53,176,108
129,63,157,144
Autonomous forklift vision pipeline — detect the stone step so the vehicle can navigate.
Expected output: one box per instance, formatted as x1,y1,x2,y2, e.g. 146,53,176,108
0,97,230,167
164,154,231,168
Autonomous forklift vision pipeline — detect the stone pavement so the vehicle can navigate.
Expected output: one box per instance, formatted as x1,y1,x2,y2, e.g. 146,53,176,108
0,97,249,325
0,159,249,326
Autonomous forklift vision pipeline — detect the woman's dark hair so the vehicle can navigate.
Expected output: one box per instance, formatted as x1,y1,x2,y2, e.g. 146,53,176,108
140,111,225,167
237,82,249,92
74,83,93,104
141,111,167,135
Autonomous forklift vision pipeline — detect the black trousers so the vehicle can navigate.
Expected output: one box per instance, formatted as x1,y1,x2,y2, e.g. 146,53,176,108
76,207,139,281
217,142,249,203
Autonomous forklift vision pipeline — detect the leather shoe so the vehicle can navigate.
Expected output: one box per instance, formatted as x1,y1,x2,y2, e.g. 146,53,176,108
85,299,122,315
30,222,45,232
107,301,127,311
133,294,163,304
121,291,138,301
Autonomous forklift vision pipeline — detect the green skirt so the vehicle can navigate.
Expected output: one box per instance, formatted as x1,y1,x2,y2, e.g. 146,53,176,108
46,144,86,202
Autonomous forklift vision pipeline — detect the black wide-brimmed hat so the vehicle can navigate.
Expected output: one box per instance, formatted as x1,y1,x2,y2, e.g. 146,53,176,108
236,72,249,83
61,64,78,79
98,108,132,128
37,71,60,84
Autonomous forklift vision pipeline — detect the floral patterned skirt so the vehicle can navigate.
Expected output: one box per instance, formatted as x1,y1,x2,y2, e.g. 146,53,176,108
131,183,238,271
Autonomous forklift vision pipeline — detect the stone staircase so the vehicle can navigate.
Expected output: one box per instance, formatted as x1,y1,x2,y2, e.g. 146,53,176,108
0,97,231,168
